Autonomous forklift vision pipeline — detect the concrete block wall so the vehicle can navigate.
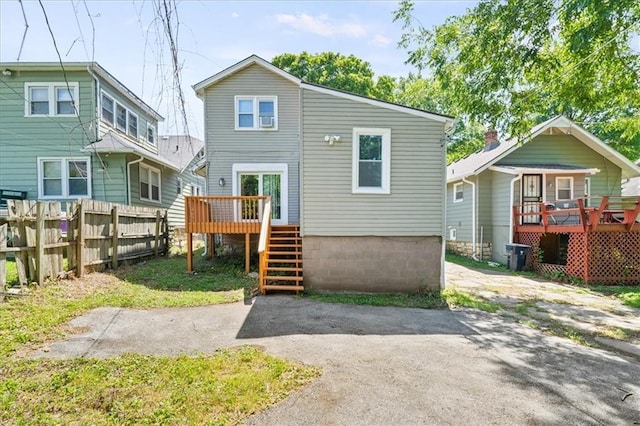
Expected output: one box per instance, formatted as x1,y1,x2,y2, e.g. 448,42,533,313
446,241,493,261
302,236,442,292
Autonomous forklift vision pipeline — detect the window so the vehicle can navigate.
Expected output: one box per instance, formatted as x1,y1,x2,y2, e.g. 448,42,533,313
584,177,591,207
101,93,114,125
38,157,91,199
453,182,464,203
115,103,127,132
232,163,289,224
177,177,183,195
25,83,78,116
191,184,202,196
140,164,161,202
147,125,155,145
234,96,277,130
556,177,573,200
128,111,138,138
352,128,391,194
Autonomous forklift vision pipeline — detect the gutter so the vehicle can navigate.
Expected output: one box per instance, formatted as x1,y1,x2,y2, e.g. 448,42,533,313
462,177,478,260
126,155,144,205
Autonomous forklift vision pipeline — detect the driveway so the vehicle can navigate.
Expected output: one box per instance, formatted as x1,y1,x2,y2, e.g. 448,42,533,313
38,294,640,424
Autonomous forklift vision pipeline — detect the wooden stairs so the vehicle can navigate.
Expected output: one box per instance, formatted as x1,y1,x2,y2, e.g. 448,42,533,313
260,225,303,293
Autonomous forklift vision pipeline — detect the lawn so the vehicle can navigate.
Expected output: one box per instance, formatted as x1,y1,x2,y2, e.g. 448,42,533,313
0,249,320,425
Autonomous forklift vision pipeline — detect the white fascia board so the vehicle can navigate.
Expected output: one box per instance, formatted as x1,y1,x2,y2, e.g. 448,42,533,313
489,165,600,175
300,83,453,124
193,55,301,98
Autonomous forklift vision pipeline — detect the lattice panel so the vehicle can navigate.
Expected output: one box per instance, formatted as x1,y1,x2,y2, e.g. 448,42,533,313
587,231,640,285
566,233,587,280
515,232,541,270
537,263,568,277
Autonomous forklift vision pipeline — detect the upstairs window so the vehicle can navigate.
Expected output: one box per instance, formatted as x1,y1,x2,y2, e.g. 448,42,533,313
352,128,391,194
26,83,78,116
147,125,156,145
140,164,161,202
235,96,277,130
453,182,464,203
128,111,138,138
115,103,127,132
101,93,114,125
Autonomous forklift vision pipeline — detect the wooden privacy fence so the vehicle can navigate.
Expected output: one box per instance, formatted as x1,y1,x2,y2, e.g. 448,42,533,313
0,199,168,290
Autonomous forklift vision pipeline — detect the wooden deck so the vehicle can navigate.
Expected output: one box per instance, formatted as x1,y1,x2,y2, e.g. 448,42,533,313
514,196,640,234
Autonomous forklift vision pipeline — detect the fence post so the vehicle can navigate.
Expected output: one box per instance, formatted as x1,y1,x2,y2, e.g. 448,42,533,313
155,209,161,257
77,200,85,278
35,201,45,285
111,205,119,269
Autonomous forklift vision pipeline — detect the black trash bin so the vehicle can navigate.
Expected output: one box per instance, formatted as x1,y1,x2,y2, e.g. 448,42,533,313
505,243,531,271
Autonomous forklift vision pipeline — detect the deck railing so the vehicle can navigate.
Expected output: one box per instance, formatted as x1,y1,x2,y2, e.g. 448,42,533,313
185,195,268,234
514,195,640,233
257,199,272,295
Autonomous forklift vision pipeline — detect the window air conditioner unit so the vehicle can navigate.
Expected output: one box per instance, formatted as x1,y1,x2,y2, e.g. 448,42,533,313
259,116,274,128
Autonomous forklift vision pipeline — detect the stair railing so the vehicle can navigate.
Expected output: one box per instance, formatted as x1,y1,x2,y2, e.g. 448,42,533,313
257,197,272,294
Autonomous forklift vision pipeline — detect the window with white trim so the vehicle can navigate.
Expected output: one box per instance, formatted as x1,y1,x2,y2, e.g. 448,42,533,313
556,177,573,200
191,184,202,196
38,157,91,199
115,103,127,132
453,182,464,203
147,125,155,145
25,83,78,117
128,111,138,138
352,128,391,194
101,93,114,125
234,96,277,130
584,177,591,207
140,164,161,202
176,177,183,195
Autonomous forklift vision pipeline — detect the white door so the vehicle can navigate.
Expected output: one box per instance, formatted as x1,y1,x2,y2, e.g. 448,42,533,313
232,163,288,225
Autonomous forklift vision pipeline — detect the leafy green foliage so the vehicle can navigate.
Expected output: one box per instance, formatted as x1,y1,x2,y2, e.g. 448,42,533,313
272,51,396,101
394,0,640,160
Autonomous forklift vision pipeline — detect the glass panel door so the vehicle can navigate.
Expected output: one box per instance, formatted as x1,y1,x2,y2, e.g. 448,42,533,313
238,172,283,222
262,174,281,220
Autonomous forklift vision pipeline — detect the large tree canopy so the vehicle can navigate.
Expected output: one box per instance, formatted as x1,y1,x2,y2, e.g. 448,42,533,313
394,0,640,160
272,51,396,101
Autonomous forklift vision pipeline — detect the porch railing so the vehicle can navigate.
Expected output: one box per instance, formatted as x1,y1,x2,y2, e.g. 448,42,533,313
514,195,640,233
185,195,268,234
258,198,272,295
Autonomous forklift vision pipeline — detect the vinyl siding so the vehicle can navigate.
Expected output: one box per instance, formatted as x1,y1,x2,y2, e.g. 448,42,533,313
477,171,493,244
168,157,206,228
202,64,300,223
0,71,95,202
491,170,514,264
446,181,472,242
92,154,127,203
302,88,445,236
501,134,622,197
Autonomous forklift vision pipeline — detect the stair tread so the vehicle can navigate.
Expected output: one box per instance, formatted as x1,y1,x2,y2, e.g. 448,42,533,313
265,267,303,272
266,259,303,263
264,275,303,281
263,284,304,292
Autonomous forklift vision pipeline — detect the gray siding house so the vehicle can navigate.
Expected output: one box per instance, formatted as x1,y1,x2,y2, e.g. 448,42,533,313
446,116,640,264
0,62,201,229
193,55,453,292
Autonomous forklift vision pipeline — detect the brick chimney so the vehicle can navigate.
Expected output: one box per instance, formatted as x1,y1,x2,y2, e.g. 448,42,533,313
484,129,499,152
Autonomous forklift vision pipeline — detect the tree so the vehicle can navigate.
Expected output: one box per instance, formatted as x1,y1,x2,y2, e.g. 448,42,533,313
272,51,396,101
394,0,640,160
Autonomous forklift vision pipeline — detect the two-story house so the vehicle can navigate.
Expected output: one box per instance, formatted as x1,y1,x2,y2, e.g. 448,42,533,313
0,62,203,230
188,55,453,293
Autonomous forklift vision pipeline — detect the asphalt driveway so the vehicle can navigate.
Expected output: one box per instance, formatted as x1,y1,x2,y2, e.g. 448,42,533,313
38,295,640,424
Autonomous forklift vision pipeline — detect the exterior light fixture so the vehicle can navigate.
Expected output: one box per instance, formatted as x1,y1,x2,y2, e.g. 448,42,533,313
218,177,225,187
324,135,341,145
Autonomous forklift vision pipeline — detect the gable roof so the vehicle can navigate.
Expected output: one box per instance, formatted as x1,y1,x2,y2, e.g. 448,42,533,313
192,54,454,124
157,135,204,172
0,62,163,121
447,115,640,182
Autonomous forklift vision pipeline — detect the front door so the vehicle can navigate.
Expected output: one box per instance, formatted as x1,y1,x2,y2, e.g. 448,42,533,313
522,174,542,224
233,163,288,225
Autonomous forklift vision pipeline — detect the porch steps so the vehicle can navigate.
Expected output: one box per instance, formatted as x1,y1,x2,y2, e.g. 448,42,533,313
261,225,303,293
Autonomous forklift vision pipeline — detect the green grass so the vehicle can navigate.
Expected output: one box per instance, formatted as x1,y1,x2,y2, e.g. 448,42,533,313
0,249,320,425
445,252,538,278
441,288,502,313
0,346,320,425
4,256,18,286
589,285,640,309
305,291,447,309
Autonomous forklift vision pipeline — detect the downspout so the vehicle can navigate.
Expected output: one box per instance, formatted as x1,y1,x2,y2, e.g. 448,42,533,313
462,177,478,261
508,174,523,244
126,155,144,205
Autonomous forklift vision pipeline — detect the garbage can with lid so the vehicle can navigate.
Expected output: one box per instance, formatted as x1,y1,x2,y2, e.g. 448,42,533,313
505,243,531,271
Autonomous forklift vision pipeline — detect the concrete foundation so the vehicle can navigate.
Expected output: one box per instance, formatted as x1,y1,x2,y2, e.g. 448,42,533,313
446,240,492,261
302,236,442,292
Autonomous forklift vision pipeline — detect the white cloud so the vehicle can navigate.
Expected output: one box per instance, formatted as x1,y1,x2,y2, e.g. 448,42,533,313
231,12,239,18
275,13,366,38
371,34,391,47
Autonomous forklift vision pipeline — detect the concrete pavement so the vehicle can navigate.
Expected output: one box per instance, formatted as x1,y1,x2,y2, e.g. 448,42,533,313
37,296,640,424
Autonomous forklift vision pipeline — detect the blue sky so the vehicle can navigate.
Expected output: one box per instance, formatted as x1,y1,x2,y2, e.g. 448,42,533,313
0,0,477,136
